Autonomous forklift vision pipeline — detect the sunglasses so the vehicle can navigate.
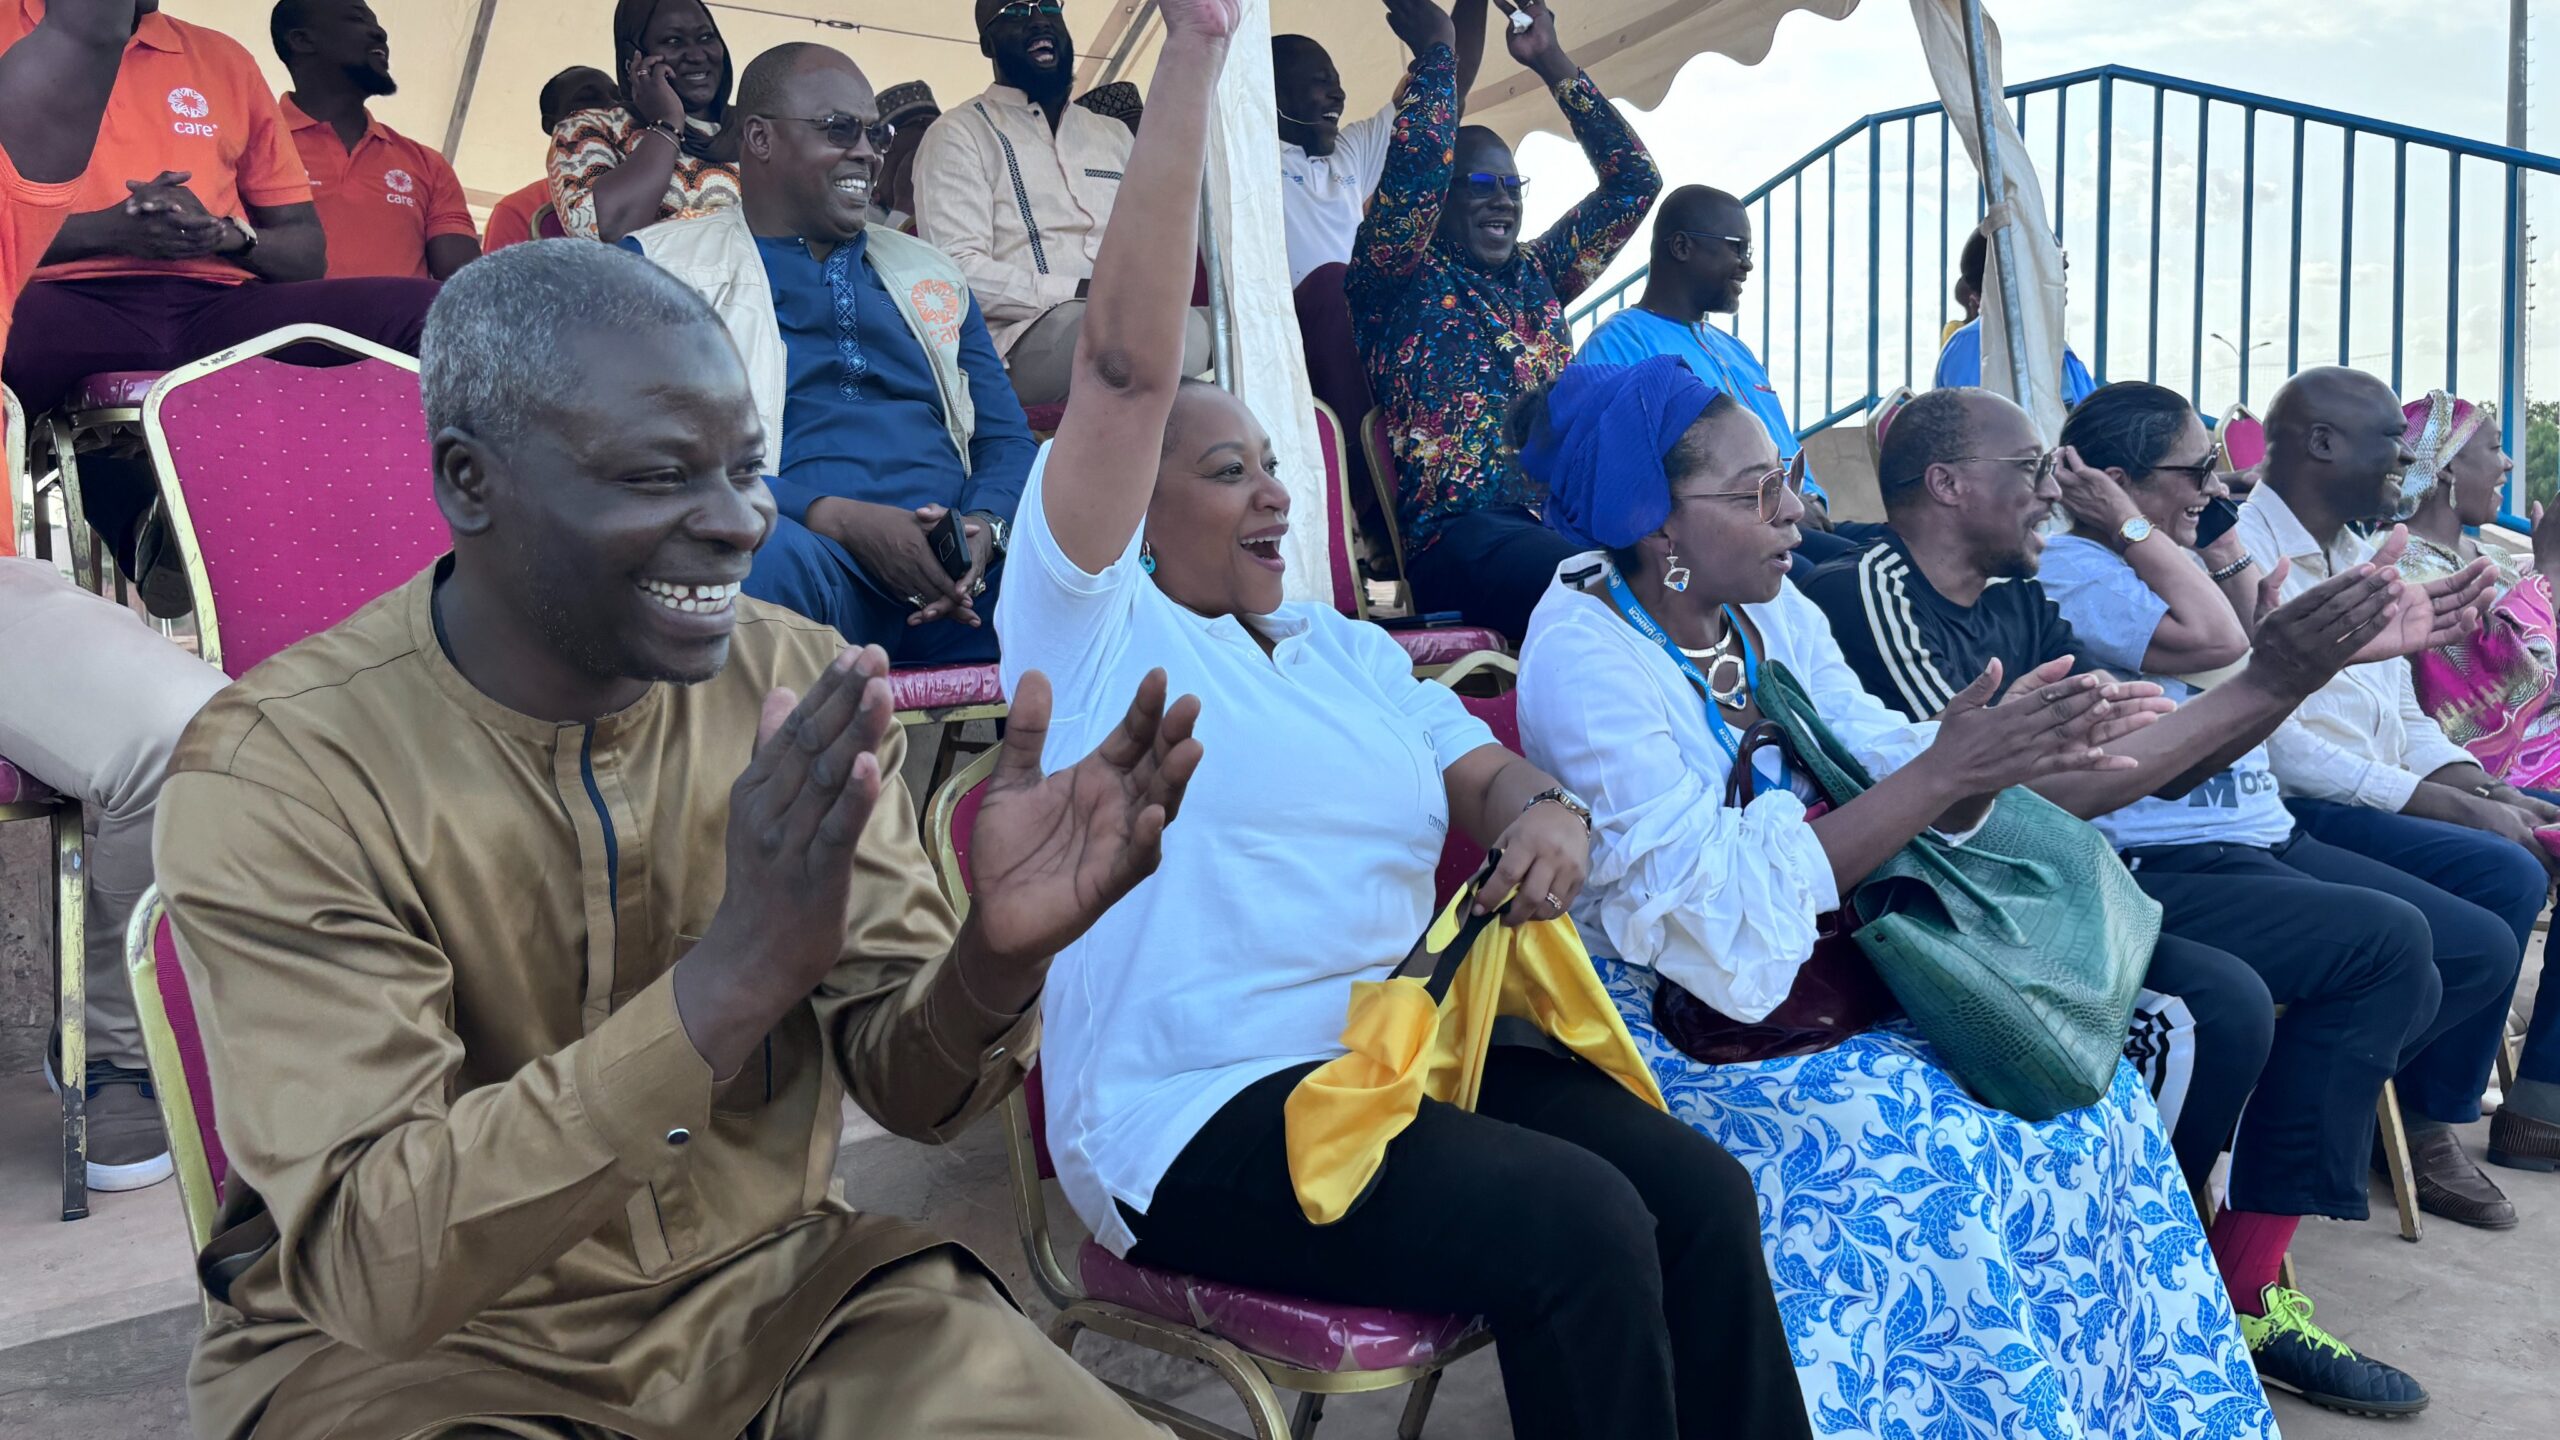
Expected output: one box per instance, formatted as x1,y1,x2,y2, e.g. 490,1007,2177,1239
1947,448,2061,486
1675,451,1808,524
990,0,1064,19
1675,230,1752,265
2142,456,2220,488
768,112,894,152
1460,171,1528,200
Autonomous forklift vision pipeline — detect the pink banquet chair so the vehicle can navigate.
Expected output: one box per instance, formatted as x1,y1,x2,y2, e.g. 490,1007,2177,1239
142,324,443,678
1312,403,1504,675
122,888,225,1266
925,745,1495,1440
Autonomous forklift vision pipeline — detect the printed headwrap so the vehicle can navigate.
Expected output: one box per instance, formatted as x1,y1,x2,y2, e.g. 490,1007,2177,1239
2397,389,2489,519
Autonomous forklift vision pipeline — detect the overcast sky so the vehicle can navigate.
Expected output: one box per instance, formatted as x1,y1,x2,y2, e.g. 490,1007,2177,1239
1513,0,2546,417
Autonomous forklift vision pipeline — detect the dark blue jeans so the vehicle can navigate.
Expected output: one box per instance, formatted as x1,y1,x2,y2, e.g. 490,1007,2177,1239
2285,798,2548,1124
746,514,1003,665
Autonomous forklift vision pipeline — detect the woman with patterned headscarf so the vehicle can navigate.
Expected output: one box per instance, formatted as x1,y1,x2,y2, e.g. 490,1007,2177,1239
2395,390,2560,789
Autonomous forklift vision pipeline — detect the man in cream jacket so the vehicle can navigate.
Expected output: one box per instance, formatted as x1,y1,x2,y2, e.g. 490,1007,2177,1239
633,42,1034,661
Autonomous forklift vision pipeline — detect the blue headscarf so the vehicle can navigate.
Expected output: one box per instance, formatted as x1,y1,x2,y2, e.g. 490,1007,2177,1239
1519,356,1719,553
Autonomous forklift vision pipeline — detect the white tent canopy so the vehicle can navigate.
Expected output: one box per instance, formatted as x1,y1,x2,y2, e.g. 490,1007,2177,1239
170,0,1857,211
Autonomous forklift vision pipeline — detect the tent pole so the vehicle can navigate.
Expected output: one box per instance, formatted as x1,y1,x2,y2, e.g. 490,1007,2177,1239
1961,0,2038,417
442,0,503,161
1200,181,1236,390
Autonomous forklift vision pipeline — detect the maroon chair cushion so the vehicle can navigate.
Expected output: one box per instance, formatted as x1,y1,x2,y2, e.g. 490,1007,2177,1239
155,352,444,676
888,664,1003,713
66,371,163,412
1433,690,1522,904
1313,404,1360,617
1392,626,1507,670
1079,1241,1482,1373
152,912,228,1199
0,756,60,807
1020,401,1066,435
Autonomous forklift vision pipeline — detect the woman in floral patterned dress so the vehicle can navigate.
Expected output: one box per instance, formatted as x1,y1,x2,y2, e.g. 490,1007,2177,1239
1513,358,2277,1440
547,0,741,241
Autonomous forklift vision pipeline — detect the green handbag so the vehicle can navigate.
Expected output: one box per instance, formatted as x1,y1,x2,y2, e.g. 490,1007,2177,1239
1751,659,2158,1121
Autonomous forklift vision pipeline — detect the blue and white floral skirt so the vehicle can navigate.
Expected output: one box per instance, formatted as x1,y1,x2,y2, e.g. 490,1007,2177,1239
1593,957,2279,1439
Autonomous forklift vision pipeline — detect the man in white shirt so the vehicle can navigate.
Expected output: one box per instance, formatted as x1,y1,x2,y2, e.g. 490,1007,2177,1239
914,0,1209,406
2236,365,2556,1230
1275,0,1486,288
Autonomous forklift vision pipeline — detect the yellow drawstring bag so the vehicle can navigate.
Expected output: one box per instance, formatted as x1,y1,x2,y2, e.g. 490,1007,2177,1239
1283,855,1668,1224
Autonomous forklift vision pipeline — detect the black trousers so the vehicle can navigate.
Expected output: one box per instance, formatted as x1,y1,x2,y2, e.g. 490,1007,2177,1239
2125,835,2442,1218
1125,1049,1811,1440
2136,932,2276,1201
1405,505,1584,646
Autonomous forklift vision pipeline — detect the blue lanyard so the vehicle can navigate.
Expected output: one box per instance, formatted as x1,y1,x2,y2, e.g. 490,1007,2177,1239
1602,569,1771,790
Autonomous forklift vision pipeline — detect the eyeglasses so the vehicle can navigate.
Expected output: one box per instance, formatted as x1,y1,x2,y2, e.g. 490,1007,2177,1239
1460,171,1528,200
990,1,1064,20
766,112,894,152
2142,456,2219,488
1946,449,2061,486
1675,230,1752,265
1674,451,1808,524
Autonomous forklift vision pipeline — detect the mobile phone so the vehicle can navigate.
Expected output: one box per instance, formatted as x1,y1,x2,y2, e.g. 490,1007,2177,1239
927,512,972,581
2195,496,2241,550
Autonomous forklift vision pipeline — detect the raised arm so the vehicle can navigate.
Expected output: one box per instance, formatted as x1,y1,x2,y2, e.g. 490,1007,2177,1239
1345,31,1459,289
1513,1,1660,301
0,0,131,182
2051,449,2250,672
1040,0,1237,572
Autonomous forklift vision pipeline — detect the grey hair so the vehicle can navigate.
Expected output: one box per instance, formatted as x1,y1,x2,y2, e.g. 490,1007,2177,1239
420,239,729,450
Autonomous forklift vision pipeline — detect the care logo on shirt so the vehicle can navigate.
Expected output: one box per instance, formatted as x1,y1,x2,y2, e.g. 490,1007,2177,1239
907,278,964,350
384,168,417,207
167,86,218,138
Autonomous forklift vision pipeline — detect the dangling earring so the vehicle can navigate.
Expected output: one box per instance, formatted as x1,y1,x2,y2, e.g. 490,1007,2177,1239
1663,553,1691,593
1140,539,1158,575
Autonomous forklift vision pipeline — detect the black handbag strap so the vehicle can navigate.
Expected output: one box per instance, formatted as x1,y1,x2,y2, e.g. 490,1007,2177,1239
1392,849,1508,1003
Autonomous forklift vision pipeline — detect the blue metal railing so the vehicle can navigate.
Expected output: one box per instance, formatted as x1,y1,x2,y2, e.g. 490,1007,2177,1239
1568,64,2560,522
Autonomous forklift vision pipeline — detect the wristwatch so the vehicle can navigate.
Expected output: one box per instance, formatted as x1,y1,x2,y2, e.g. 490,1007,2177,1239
967,510,1010,558
2115,516,2154,550
1524,786,1593,834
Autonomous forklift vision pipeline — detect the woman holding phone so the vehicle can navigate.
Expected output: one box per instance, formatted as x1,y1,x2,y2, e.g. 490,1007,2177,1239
991,3,1810,1435
548,0,740,241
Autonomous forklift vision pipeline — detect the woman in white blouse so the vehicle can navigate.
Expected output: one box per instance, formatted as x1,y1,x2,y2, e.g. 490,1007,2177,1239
1514,357,2277,1439
988,9,1808,1438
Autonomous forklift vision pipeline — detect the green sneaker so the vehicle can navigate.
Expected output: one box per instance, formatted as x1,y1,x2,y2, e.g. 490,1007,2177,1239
2238,1286,2427,1418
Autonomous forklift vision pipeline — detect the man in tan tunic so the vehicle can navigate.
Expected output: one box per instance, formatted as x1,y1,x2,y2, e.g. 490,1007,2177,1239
153,236,1202,1440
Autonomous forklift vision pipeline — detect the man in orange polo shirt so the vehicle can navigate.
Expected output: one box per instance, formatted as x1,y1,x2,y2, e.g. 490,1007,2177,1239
0,0,439,601
483,64,616,253
273,0,476,280
3,0,231,1198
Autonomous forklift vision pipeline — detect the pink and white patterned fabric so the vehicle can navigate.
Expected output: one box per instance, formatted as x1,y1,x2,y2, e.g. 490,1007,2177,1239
153,353,443,677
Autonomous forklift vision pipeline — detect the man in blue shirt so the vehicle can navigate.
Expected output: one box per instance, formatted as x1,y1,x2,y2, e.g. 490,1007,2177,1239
1575,184,1832,525
633,43,1035,664
1932,230,2098,405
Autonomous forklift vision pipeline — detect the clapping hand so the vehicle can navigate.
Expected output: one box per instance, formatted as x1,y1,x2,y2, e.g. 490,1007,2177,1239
963,669,1205,976
2343,527,2493,663
1921,656,2174,795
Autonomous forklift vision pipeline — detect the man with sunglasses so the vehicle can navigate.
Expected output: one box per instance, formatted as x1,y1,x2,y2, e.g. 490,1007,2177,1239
1803,386,2502,1254
1575,184,1832,527
916,0,1211,407
1349,0,1659,644
631,42,1034,661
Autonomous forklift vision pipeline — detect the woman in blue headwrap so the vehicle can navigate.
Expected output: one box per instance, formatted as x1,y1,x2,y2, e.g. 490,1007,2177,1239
1514,357,2280,1439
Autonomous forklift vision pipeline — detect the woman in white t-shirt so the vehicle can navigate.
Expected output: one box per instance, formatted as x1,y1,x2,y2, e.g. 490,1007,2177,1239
1511,356,2278,1438
991,7,1807,1438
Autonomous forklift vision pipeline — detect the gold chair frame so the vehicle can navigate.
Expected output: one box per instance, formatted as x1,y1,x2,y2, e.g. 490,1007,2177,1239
123,887,222,1278
6,382,92,1222
138,324,419,675
34,376,145,596
923,748,1489,1440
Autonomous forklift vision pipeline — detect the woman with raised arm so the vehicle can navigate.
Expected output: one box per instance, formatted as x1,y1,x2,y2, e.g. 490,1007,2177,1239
1513,358,2281,1438
991,5,1807,1436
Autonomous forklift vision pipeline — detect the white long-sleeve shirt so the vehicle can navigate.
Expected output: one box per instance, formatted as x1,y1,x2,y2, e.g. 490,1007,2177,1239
912,85,1133,356
2234,482,2473,810
1517,556,1939,1022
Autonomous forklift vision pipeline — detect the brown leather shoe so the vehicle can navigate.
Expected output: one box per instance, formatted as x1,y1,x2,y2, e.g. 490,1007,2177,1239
2488,1107,2560,1173
2406,1127,2519,1228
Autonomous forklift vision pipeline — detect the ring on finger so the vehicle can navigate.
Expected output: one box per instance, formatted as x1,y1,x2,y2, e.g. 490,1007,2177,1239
1544,891,1562,912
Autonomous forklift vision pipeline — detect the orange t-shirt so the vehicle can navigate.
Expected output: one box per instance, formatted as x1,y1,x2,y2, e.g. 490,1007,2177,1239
1,146,79,558
480,177,548,253
4,0,312,286
282,96,473,280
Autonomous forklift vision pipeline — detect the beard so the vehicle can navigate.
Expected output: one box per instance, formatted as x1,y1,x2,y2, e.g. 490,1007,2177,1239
996,42,1075,106
349,62,397,98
